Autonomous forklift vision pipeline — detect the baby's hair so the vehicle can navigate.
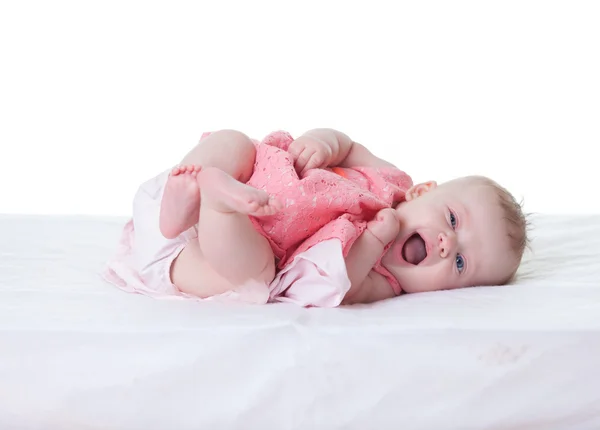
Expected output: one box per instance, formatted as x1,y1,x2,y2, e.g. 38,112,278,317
470,176,531,282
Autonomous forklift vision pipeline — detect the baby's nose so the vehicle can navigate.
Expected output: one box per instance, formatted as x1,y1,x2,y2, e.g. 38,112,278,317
438,232,457,258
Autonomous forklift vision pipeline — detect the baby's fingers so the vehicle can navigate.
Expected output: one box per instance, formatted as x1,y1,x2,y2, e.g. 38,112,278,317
300,152,327,176
377,207,400,223
288,141,303,161
295,148,316,175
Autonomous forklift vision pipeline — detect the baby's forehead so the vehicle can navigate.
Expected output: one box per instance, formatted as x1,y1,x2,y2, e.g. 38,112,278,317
476,238,520,285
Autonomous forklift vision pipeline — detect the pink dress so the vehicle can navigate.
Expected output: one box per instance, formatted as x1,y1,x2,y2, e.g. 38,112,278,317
244,130,413,295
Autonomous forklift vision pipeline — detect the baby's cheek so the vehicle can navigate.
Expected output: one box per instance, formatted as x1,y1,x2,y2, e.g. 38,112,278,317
393,262,458,294
426,265,459,292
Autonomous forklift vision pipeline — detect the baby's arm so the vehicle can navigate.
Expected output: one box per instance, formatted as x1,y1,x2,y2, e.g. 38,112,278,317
290,128,395,174
343,208,399,304
342,270,396,305
337,140,396,169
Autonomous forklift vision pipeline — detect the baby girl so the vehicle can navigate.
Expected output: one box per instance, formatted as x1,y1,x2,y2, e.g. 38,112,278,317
103,128,528,306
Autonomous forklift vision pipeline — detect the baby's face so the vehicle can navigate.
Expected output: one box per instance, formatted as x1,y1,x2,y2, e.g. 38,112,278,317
382,177,518,294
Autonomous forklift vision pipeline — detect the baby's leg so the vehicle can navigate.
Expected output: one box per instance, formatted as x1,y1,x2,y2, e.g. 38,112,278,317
171,167,281,298
159,130,257,239
197,167,280,286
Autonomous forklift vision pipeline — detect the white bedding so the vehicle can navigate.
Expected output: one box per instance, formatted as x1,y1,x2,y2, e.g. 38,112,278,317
1,213,599,429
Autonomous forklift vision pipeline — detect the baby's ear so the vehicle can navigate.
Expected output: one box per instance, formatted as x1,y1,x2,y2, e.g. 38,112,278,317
405,181,437,201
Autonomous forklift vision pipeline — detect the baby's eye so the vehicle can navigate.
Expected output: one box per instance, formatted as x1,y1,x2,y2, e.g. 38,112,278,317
449,211,458,229
456,254,465,273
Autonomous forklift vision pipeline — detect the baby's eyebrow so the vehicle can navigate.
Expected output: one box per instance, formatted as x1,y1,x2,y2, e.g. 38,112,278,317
457,202,471,227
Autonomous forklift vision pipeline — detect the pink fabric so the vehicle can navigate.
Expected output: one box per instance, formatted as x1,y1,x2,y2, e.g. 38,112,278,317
241,130,413,295
269,239,351,307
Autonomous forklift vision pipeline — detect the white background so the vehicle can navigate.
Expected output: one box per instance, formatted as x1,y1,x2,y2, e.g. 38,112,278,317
1,0,598,216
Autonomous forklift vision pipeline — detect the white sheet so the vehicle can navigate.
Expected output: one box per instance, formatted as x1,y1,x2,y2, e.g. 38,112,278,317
1,213,599,429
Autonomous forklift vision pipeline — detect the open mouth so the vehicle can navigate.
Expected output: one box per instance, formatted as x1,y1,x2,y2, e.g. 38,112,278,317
401,233,427,265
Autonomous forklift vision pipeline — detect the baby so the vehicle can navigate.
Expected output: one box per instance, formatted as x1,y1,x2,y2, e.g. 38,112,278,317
103,128,528,307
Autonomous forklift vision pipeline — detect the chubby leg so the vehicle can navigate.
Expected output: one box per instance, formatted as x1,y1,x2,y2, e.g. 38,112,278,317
197,167,280,286
171,167,280,297
170,241,234,299
159,129,256,239
161,129,279,298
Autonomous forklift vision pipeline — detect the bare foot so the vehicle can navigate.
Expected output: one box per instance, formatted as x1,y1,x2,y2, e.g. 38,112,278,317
159,165,202,239
198,167,282,216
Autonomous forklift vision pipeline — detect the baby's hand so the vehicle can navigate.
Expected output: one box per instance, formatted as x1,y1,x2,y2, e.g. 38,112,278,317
288,135,333,176
366,208,400,247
